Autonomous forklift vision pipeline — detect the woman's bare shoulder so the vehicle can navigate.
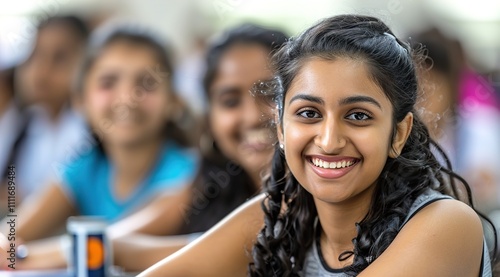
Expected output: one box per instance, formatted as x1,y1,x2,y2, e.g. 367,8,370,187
360,199,484,277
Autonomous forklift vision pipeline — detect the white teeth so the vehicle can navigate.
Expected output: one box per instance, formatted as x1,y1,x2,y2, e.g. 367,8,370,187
243,129,273,145
311,158,355,169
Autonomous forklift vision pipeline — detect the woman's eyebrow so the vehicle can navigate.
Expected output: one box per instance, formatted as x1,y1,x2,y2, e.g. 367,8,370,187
339,95,382,110
97,72,118,80
289,94,324,105
211,86,240,98
95,67,121,76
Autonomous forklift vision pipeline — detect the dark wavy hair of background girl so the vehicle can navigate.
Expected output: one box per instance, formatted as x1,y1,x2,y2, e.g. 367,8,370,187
176,23,288,234
249,14,497,276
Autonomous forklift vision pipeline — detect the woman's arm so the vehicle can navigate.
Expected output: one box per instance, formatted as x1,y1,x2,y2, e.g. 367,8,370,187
113,233,192,272
0,183,76,269
15,237,67,270
359,199,484,277
2,182,76,241
138,194,266,277
107,185,192,239
2,185,195,270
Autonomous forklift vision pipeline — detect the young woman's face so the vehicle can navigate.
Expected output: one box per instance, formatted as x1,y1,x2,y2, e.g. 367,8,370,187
209,44,274,179
83,41,171,148
280,58,396,205
19,23,84,105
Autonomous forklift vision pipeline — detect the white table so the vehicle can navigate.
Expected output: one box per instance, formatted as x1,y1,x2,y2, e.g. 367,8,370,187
0,270,137,276
0,270,70,277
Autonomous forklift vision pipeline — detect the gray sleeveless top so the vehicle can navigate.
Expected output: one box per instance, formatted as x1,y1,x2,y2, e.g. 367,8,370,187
300,189,492,276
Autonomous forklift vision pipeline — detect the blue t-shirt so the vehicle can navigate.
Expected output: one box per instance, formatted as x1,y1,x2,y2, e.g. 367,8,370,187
60,141,198,222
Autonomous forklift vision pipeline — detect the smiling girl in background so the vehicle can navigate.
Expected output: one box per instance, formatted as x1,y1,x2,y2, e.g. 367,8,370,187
0,23,198,269
140,14,495,277
178,23,288,232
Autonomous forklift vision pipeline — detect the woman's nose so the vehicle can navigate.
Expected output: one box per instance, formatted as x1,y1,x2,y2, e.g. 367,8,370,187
315,117,347,153
242,95,265,128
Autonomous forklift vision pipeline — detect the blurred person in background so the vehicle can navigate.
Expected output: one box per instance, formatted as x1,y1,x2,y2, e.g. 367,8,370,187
0,23,199,270
110,23,288,272
0,67,19,172
0,60,24,217
414,28,500,214
6,16,90,202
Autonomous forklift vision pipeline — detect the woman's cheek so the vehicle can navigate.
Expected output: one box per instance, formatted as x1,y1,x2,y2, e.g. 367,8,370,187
83,92,109,123
212,108,238,138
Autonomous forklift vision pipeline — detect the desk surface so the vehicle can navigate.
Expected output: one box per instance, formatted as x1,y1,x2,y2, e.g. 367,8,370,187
0,270,70,277
0,270,138,277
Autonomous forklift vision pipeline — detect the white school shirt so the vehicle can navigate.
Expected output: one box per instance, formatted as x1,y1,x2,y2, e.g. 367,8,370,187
14,105,89,200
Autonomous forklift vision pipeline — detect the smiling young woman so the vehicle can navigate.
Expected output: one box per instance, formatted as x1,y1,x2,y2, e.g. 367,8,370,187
139,14,496,277
280,57,408,207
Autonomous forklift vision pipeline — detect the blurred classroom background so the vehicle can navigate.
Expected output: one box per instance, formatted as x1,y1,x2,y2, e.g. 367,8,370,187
0,0,500,254
2,0,500,68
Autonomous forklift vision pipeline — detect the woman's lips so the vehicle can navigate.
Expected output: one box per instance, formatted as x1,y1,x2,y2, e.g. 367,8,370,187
240,129,273,152
307,155,359,179
242,142,270,151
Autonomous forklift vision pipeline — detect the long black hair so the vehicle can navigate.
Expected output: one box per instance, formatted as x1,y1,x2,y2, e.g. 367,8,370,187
249,14,497,276
176,23,288,234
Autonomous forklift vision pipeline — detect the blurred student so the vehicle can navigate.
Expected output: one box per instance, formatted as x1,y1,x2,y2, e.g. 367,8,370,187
0,67,21,183
414,28,500,213
0,64,24,216
0,23,198,269
111,24,288,271
180,23,288,232
9,16,90,201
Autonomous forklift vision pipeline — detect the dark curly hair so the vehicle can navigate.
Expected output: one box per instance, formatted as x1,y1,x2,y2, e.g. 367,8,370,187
249,14,497,276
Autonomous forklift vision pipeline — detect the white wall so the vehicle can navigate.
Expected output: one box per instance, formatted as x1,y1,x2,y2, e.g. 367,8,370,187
1,0,499,70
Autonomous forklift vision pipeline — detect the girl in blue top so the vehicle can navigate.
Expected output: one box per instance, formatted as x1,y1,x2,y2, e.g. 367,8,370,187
0,23,198,269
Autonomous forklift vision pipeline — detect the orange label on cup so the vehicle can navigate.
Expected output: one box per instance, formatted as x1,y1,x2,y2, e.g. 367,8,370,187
87,237,105,269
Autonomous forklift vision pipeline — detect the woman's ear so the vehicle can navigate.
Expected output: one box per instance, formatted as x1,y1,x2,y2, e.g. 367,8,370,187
389,112,413,158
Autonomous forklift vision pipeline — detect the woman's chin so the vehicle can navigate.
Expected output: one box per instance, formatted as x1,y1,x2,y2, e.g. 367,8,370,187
103,136,152,149
239,154,273,180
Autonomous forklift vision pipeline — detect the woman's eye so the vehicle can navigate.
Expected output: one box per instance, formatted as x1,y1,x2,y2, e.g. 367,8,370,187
52,49,70,68
298,110,321,118
98,75,117,90
99,80,114,90
221,98,240,108
346,112,371,121
140,75,159,91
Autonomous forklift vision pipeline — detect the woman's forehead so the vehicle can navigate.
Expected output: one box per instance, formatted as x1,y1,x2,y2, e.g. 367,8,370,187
284,57,390,108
